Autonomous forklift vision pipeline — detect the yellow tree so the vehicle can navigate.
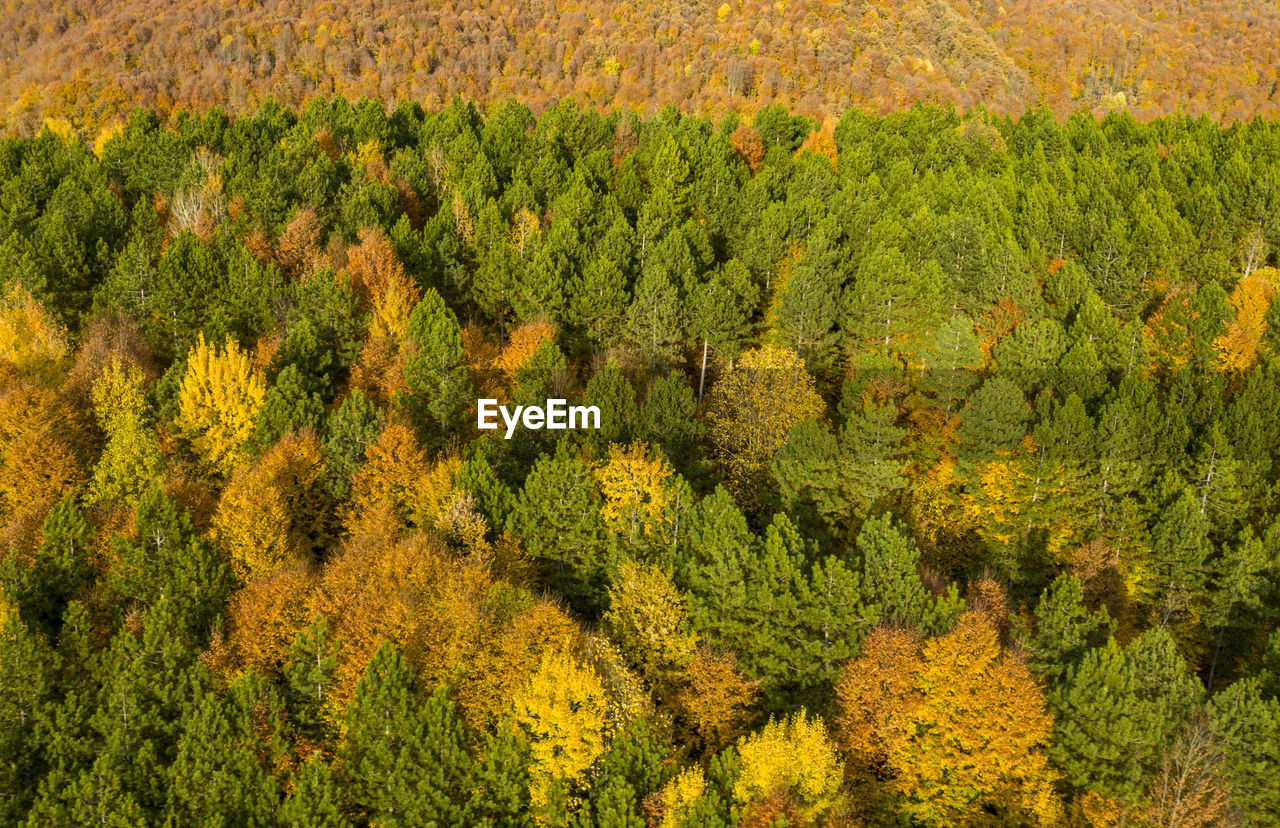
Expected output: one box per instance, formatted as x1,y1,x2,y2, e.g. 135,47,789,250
509,650,611,808
211,432,329,582
492,320,556,396
673,647,759,753
603,559,698,689
88,360,163,508
734,710,844,822
204,566,318,679
1215,268,1277,372
345,227,421,405
0,370,85,551
833,626,923,774
342,418,458,534
594,440,673,545
705,345,824,499
885,612,1061,825
0,282,69,384
177,334,266,474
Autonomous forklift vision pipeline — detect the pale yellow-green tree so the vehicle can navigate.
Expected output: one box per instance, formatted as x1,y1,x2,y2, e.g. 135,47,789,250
509,650,611,808
176,334,266,474
603,559,698,690
705,345,824,499
734,709,844,821
88,360,163,507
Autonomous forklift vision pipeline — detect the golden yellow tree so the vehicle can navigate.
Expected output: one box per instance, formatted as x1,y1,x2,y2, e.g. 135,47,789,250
833,626,924,773
492,319,556,396
345,227,421,404
1215,268,1277,372
0,282,69,384
176,334,266,474
594,440,673,545
204,566,318,679
88,360,163,507
705,345,824,498
509,650,611,808
211,432,329,582
342,418,458,534
673,647,759,753
885,612,1061,825
734,710,844,821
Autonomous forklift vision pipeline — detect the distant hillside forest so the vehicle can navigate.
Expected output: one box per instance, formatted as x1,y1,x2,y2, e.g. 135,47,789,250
2,0,1280,135
4,98,1280,825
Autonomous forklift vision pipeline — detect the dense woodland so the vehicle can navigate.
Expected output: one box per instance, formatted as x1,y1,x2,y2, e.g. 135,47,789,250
2,0,1280,136
3,97,1280,826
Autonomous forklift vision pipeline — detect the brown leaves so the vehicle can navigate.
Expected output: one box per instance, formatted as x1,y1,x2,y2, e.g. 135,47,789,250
673,647,759,754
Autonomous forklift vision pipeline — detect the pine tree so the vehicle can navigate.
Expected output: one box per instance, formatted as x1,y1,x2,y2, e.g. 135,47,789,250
624,267,685,371
766,222,844,374
282,617,340,746
336,644,473,826
637,375,704,470
0,588,60,823
1210,678,1280,822
1146,487,1214,631
1014,574,1114,687
467,724,534,828
919,313,984,411
1049,627,1204,804
838,391,908,521
958,375,1029,461
566,257,628,348
110,488,232,643
321,389,383,501
24,756,148,827
687,258,757,369
402,287,472,442
855,514,961,636
279,754,349,828
583,359,637,446
165,677,282,826
506,441,612,614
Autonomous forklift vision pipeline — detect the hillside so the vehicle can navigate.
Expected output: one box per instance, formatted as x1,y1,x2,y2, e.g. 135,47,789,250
1,0,1278,134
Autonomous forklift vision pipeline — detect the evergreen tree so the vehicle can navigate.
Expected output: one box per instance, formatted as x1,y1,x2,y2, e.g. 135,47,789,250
854,514,962,636
1014,574,1114,687
321,389,383,500
507,442,612,614
282,617,340,746
1211,678,1280,823
165,677,282,826
336,645,473,826
403,287,472,441
467,724,534,828
583,359,637,445
624,267,684,371
1049,627,1204,803
279,754,350,828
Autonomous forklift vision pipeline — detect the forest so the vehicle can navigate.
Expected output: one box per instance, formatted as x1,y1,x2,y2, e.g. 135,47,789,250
2,96,1280,826
2,0,1280,136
